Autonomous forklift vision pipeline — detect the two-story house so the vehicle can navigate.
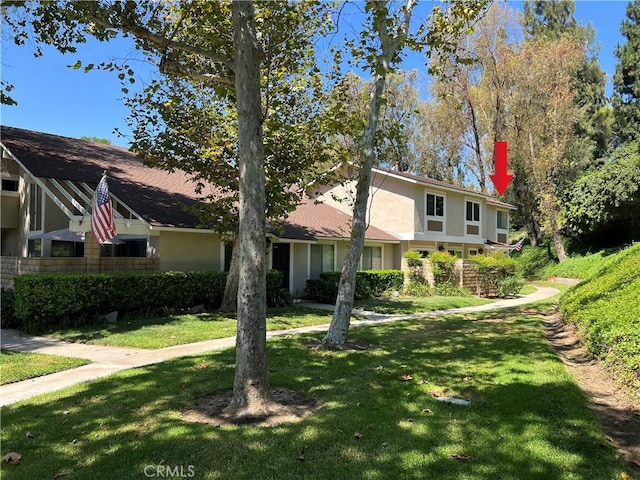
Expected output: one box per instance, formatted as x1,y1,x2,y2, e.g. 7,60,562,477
317,167,515,263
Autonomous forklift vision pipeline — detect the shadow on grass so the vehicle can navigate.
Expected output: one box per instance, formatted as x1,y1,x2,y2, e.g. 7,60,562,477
0,303,630,480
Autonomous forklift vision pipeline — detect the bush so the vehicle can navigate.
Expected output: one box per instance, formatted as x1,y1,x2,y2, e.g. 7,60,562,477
403,282,435,297
513,244,555,279
12,270,288,333
0,288,18,328
305,270,404,303
428,251,457,285
403,250,424,283
266,270,293,307
497,276,525,298
470,253,517,298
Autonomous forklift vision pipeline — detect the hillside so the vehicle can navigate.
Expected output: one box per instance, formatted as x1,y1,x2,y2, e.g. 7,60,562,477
560,243,640,397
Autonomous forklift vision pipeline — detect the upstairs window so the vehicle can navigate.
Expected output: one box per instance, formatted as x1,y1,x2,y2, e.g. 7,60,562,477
497,210,509,230
465,200,481,236
425,192,445,233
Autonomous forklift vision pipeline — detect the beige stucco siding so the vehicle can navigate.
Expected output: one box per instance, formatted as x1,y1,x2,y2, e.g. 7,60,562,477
368,175,415,233
486,205,498,238
446,192,465,237
158,230,221,272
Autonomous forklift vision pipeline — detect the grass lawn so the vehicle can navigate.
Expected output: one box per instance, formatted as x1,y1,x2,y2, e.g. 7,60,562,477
0,350,90,385
45,306,336,349
1,294,632,480
353,295,492,314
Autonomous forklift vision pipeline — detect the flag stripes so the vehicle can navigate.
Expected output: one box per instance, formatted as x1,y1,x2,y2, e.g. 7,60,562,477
91,176,116,244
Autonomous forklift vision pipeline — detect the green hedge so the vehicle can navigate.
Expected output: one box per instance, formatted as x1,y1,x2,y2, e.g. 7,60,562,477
0,288,18,328
560,244,640,393
470,253,521,298
13,270,287,333
306,270,404,304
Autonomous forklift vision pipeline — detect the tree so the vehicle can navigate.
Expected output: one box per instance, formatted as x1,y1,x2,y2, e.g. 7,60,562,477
322,0,489,349
613,0,640,144
564,141,640,246
507,35,584,261
2,0,332,420
80,136,112,144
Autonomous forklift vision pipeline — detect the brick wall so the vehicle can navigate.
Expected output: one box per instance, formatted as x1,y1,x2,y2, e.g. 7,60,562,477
0,256,160,289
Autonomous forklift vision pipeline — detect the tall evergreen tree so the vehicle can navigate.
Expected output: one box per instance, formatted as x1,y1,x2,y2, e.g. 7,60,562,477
613,0,640,144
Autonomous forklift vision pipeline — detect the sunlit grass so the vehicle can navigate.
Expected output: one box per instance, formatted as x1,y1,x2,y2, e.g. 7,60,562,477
1,295,632,480
0,350,90,384
353,296,492,314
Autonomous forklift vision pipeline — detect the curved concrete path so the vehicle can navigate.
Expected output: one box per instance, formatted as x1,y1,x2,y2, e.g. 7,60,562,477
0,285,558,407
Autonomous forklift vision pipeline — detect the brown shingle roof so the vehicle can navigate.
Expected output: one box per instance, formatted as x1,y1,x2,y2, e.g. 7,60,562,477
1,126,399,241
277,198,399,242
1,125,205,228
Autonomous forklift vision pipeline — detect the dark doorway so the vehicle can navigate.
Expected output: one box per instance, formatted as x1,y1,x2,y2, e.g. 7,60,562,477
271,243,290,290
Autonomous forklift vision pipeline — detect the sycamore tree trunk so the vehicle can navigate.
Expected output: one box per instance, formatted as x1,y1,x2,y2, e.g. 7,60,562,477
218,236,239,313
322,41,398,349
223,0,277,418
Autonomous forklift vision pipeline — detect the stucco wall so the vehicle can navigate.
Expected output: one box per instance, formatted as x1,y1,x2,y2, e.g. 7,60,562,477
368,175,415,234
158,230,221,272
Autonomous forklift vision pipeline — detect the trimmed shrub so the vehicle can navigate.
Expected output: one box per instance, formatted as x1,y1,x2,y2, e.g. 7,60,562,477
428,251,457,285
470,254,518,298
513,244,555,279
266,270,293,307
305,270,404,303
0,288,18,328
13,270,288,333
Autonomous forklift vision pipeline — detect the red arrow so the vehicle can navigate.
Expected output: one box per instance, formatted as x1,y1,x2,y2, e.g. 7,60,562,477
489,141,513,196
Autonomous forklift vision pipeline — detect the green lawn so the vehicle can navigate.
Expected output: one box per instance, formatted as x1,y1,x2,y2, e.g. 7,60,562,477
45,306,336,349
1,294,632,480
354,295,492,314
0,350,90,385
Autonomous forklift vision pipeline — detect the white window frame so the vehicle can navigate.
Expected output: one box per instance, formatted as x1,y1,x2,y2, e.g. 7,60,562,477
496,210,509,237
464,197,481,237
425,191,446,234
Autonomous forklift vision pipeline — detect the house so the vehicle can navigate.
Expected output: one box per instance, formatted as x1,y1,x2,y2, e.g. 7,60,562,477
316,167,516,259
1,126,514,295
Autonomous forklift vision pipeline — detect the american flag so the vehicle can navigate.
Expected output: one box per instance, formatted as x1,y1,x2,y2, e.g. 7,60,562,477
512,238,524,252
91,176,116,244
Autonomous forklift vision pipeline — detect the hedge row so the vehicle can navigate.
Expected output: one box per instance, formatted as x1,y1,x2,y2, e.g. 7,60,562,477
11,270,287,333
306,270,404,304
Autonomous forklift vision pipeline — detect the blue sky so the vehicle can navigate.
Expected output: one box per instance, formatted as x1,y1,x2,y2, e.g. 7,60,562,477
0,1,631,148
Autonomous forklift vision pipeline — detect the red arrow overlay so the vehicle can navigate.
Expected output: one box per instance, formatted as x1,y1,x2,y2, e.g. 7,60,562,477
489,141,513,196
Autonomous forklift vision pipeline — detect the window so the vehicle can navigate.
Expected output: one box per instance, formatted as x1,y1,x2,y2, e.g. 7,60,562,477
426,193,444,217
1,179,18,192
51,241,84,257
465,200,481,236
426,192,445,233
497,210,509,230
362,246,382,270
310,244,334,278
28,183,43,231
448,250,462,259
466,201,480,222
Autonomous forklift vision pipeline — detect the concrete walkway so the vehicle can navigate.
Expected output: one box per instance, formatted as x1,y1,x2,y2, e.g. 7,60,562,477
0,285,558,407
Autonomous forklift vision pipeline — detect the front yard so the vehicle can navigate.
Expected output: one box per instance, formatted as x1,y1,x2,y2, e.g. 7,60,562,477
1,292,634,480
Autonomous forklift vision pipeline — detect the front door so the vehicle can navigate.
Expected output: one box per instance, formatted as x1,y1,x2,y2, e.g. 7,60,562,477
271,243,290,290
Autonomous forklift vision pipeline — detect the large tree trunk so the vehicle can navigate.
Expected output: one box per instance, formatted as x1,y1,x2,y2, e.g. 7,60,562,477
223,0,277,419
322,14,402,348
218,237,239,313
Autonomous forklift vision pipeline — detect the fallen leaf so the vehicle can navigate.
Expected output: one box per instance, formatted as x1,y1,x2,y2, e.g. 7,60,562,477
354,432,364,439
463,376,473,382
422,408,433,414
297,446,305,461
63,410,70,415
71,439,78,445
2,452,22,465
26,432,34,438
451,453,470,460
399,374,413,381
621,473,631,480
54,472,70,480
402,418,414,423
